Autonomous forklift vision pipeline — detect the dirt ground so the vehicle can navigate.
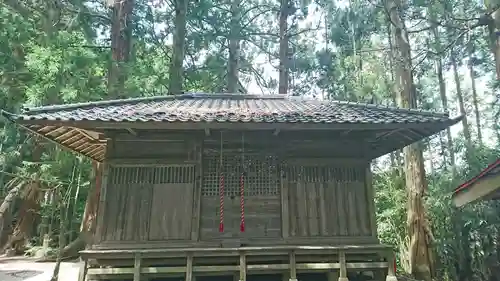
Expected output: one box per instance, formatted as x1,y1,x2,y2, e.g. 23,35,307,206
0,257,81,281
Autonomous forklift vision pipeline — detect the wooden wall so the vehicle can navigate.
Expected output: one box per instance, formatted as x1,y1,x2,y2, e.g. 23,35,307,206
95,131,377,246
100,165,196,242
283,163,375,238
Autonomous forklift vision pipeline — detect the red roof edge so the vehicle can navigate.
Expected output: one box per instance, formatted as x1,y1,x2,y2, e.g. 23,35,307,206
454,158,500,194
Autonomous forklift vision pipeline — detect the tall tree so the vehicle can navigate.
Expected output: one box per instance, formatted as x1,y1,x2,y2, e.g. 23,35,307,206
168,0,188,94
278,0,290,94
108,0,134,98
431,21,455,173
484,1,500,79
449,45,473,151
386,0,435,280
227,0,241,93
467,37,483,144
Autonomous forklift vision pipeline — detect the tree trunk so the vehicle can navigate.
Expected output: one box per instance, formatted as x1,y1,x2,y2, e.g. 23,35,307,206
50,188,66,281
0,179,23,248
486,5,500,80
387,0,434,280
3,180,42,254
432,25,455,173
385,20,403,174
168,0,188,95
59,162,102,258
227,0,241,93
108,0,134,98
278,0,289,95
450,53,473,151
468,60,482,144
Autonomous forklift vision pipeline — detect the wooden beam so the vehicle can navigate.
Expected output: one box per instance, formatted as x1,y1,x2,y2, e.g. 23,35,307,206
16,118,458,132
338,251,348,281
81,244,390,256
75,128,100,140
95,162,109,243
239,253,247,281
186,254,193,281
281,171,289,239
133,253,141,281
126,128,138,136
54,129,78,141
13,124,103,162
365,165,379,239
289,251,297,281
85,262,390,276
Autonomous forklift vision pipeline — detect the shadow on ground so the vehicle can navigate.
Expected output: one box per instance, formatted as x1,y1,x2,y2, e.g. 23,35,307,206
0,270,43,281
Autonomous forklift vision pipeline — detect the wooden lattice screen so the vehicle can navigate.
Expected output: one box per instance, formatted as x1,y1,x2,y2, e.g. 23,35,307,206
109,165,195,185
103,165,196,242
200,153,281,239
284,165,365,183
202,154,279,196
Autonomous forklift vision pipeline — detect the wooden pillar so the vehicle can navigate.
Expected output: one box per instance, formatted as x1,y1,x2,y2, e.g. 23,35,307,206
186,254,194,281
338,251,348,281
239,252,247,281
281,170,289,239
289,251,297,281
365,165,378,240
95,162,109,242
191,142,203,241
386,252,398,281
133,253,141,281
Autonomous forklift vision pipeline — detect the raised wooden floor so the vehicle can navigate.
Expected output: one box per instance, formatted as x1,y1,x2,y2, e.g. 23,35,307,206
79,245,398,281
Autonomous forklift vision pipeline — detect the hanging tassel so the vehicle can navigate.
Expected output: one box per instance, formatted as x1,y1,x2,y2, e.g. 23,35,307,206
240,173,245,232
219,171,224,232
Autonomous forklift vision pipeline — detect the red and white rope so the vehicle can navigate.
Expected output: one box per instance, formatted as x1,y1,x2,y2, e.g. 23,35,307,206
219,172,224,232
240,173,245,232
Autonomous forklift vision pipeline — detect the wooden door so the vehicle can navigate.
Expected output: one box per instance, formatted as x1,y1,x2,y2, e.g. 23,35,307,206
148,165,196,241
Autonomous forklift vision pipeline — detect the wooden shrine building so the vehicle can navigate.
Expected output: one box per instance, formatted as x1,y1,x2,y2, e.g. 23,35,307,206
453,159,500,207
2,93,461,281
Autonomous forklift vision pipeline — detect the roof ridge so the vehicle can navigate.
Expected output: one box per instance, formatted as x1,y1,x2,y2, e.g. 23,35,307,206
22,92,450,118
22,93,288,113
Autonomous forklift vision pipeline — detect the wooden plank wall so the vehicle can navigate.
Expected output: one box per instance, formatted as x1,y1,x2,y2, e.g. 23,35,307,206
284,164,373,238
99,165,196,242
97,133,376,245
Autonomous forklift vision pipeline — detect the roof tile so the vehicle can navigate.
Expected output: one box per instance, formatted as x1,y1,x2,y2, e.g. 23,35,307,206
13,93,451,125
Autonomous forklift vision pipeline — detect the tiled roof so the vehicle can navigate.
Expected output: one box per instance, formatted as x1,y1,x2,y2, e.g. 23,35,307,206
10,93,453,125
2,93,462,163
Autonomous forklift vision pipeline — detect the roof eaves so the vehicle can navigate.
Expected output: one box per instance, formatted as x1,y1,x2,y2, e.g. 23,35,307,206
322,99,451,118
454,158,500,194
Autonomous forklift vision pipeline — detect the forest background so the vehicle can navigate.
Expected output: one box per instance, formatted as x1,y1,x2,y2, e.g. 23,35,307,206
0,0,500,281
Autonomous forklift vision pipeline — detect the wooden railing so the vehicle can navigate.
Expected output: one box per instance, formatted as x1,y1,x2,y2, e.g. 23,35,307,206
79,245,398,281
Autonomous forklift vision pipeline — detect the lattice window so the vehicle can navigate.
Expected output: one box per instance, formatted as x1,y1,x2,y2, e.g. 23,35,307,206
202,153,279,196
109,165,195,185
284,165,365,183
